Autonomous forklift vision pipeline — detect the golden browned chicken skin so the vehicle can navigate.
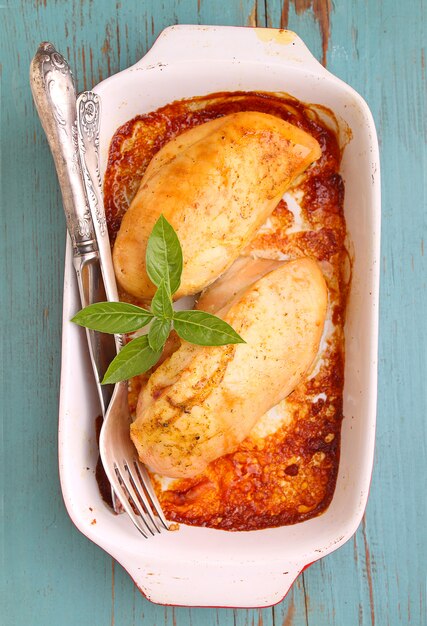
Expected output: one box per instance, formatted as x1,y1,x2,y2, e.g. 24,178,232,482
130,258,328,478
113,111,321,300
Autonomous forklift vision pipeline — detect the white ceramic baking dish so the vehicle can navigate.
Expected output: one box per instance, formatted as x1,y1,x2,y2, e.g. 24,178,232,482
59,25,380,608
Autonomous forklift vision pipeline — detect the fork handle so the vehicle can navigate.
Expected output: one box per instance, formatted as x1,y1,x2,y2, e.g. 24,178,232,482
30,43,97,258
76,91,124,354
30,43,120,511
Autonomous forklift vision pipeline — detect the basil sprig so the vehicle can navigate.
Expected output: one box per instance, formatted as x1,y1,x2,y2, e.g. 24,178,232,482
101,335,162,384
71,215,245,384
72,302,153,333
146,214,182,296
173,310,244,346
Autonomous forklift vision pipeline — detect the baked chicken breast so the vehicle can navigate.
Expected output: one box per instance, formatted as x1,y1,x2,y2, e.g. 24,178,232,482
131,258,328,478
113,112,321,299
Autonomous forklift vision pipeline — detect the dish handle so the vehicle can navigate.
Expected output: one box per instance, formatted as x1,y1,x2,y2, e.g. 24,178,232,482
123,556,307,608
135,24,327,75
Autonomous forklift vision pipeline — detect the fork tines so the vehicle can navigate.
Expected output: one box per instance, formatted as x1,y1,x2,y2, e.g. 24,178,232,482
113,459,169,538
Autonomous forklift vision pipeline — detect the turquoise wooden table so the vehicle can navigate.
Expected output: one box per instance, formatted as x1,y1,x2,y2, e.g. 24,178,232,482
1,1,426,624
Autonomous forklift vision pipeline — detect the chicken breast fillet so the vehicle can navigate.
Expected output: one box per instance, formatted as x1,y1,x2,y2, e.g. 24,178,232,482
196,255,285,315
113,112,321,299
131,258,328,478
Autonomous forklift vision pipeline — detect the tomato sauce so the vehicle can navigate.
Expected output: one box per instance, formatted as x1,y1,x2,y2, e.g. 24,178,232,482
104,91,348,531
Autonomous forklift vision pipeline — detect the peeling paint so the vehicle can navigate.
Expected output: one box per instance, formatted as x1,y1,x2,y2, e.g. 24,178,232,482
280,0,332,65
111,559,115,626
362,517,376,626
282,594,296,625
247,1,257,27
81,46,87,91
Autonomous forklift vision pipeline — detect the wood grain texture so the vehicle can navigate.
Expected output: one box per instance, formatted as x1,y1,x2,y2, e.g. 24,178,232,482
1,0,426,625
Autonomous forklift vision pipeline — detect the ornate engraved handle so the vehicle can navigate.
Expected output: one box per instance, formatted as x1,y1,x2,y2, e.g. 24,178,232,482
77,91,123,351
30,42,96,256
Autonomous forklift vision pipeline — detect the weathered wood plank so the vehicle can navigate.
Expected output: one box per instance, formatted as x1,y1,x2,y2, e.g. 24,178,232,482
1,3,262,626
266,1,427,625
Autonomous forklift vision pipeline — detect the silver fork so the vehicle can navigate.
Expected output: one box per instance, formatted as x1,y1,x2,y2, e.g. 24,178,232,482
76,90,169,537
99,381,169,536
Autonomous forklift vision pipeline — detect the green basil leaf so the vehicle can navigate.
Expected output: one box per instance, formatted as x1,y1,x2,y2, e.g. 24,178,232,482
148,317,171,352
71,302,153,333
101,335,162,384
146,214,183,295
151,279,173,319
173,310,245,346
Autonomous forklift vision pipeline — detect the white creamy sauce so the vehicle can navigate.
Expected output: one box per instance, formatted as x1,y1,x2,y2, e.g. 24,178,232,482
249,400,295,439
257,216,274,233
312,392,327,402
283,191,308,233
308,316,335,380
154,474,176,490
248,249,292,261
